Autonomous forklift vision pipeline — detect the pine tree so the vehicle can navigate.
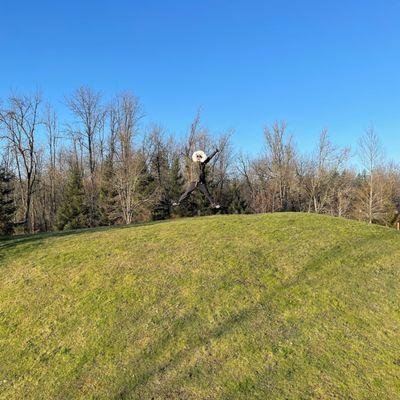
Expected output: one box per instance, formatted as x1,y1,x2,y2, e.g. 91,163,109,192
56,164,89,230
168,157,184,202
99,155,119,225
226,180,248,214
137,156,157,221
150,149,172,221
0,167,16,236
168,156,187,217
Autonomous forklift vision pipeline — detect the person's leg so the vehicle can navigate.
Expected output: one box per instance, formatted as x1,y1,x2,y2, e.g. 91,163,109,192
197,182,215,205
176,181,197,204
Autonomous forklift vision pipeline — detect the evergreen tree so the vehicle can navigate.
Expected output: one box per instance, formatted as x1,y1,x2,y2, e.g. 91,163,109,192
168,157,184,202
150,149,173,221
0,167,16,236
226,180,248,214
137,156,157,220
99,155,119,225
56,164,89,230
168,156,190,217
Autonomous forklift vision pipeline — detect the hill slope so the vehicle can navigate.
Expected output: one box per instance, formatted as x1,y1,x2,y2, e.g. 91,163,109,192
1,213,400,399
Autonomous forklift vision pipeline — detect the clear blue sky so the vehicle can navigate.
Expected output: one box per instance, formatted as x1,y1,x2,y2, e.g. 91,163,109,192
1,0,400,159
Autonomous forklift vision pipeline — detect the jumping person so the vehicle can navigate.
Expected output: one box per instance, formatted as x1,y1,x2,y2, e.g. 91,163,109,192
173,149,220,208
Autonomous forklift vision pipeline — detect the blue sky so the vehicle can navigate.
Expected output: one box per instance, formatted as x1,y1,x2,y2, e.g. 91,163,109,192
1,0,400,159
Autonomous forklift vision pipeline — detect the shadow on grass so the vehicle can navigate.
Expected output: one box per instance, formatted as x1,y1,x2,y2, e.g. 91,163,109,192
3,214,397,398
0,220,174,265
0,220,171,250
114,233,397,399
115,305,263,399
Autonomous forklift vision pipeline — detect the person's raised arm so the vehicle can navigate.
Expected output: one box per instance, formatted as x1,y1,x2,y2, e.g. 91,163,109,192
204,148,219,164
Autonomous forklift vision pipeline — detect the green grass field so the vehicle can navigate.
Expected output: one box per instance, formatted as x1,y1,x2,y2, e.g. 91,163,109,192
1,213,400,399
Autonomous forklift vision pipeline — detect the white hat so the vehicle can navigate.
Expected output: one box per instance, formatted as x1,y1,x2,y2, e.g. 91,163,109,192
192,150,207,162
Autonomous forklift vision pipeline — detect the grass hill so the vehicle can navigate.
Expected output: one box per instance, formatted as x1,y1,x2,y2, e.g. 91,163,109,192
1,213,400,399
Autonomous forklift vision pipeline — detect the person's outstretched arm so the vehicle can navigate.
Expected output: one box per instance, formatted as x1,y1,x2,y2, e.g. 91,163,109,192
204,148,219,164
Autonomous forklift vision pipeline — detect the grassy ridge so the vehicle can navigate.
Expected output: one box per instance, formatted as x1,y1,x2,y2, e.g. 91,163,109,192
1,213,400,399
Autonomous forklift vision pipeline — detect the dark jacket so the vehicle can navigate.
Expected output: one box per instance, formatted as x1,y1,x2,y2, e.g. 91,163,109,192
186,149,218,183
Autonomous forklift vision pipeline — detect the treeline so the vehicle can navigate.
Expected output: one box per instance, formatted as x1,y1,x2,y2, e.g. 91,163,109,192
0,86,399,236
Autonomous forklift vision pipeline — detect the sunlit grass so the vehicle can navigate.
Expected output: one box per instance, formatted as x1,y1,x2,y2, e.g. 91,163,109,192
1,213,400,399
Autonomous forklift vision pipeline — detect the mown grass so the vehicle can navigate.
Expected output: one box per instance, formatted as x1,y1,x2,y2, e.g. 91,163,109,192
1,213,400,399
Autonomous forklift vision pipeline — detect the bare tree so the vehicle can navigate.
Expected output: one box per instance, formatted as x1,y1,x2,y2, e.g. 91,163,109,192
236,153,253,199
357,127,383,223
43,104,62,227
144,125,171,187
209,132,232,197
111,92,149,224
181,111,204,171
263,121,297,211
66,86,106,226
0,93,42,232
299,129,349,214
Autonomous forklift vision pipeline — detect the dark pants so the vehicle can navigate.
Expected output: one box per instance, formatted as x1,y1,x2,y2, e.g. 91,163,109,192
178,181,214,204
